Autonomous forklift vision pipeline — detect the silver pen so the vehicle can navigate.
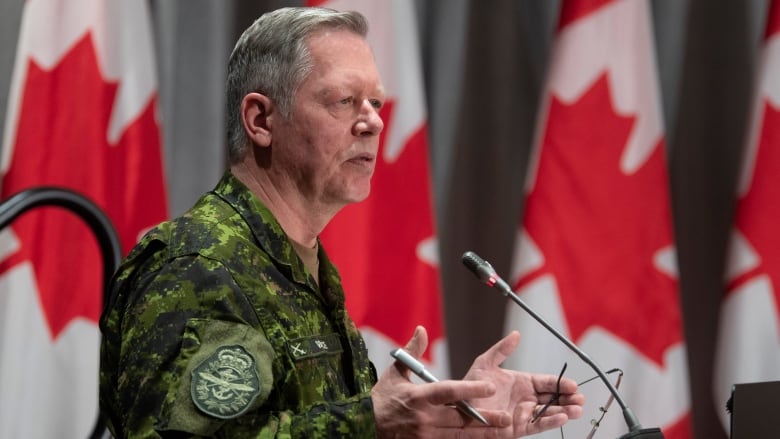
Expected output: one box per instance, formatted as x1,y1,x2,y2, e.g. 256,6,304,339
390,348,489,425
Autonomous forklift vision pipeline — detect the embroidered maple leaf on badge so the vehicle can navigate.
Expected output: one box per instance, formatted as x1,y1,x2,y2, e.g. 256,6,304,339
517,73,681,366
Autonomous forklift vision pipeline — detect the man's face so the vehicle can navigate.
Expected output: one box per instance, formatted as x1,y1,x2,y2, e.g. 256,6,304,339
272,29,385,209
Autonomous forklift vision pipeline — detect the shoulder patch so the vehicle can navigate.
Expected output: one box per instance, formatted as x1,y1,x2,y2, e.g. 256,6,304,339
191,345,260,419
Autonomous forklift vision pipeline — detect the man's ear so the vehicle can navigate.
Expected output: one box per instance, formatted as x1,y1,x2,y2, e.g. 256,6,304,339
240,92,275,147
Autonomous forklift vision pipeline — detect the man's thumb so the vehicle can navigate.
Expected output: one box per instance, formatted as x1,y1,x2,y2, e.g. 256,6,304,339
402,325,429,359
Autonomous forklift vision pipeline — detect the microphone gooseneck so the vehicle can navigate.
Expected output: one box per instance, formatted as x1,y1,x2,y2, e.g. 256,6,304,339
461,251,658,436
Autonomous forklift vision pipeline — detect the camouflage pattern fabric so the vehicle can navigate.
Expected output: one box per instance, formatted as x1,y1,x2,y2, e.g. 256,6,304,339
100,171,378,438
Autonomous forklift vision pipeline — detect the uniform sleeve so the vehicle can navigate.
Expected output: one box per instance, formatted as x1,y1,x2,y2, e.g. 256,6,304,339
101,253,376,438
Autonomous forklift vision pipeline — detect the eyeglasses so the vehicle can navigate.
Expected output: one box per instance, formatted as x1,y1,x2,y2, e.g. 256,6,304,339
531,362,567,423
541,364,624,439
580,367,623,438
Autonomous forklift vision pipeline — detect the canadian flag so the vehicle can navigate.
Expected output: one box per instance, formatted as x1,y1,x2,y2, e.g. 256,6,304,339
713,0,780,432
0,1,168,438
503,1,691,438
306,0,448,377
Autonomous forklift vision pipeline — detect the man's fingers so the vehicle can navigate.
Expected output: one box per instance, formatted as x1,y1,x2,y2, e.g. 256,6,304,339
418,380,496,407
525,411,570,433
454,407,512,429
533,374,579,395
474,330,521,369
556,393,586,413
391,326,430,379
425,405,512,431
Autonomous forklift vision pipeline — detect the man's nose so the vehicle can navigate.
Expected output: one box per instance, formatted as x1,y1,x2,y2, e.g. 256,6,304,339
354,99,384,136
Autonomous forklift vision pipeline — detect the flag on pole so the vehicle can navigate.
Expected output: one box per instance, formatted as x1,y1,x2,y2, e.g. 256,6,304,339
0,1,168,437
503,1,691,437
306,0,448,377
713,0,780,432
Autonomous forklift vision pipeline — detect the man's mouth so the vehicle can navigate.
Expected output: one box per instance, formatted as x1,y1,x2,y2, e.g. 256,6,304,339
348,153,375,164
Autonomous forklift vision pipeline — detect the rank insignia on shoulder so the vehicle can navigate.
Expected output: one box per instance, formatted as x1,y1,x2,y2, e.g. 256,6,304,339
191,345,260,419
286,333,343,361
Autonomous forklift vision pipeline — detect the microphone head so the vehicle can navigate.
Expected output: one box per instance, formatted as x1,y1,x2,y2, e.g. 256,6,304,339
461,251,496,284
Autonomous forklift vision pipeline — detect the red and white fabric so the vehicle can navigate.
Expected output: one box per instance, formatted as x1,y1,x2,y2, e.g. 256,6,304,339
713,0,780,432
307,0,448,377
503,1,691,437
0,1,168,437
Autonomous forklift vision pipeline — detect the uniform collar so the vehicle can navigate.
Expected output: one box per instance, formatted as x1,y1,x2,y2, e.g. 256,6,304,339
211,171,344,308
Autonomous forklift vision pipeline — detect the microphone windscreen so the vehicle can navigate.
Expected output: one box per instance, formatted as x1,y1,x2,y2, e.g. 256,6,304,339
461,251,482,273
461,251,494,283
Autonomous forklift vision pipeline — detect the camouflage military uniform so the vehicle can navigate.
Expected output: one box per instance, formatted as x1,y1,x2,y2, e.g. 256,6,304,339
100,172,378,438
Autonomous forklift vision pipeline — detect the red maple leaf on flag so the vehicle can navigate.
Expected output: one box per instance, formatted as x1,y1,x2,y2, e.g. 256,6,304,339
0,34,167,339
321,101,443,354
558,0,617,30
728,101,780,318
518,73,681,365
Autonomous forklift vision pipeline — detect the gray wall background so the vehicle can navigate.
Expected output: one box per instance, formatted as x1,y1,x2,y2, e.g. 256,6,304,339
0,1,770,438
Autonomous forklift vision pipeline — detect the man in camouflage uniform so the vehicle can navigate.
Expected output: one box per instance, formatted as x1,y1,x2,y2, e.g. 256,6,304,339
100,7,584,438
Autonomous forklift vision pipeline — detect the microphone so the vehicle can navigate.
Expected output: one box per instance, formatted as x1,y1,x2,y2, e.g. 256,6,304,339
461,251,664,439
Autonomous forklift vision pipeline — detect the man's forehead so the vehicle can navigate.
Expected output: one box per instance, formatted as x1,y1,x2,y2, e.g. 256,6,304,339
305,28,370,55
304,32,382,83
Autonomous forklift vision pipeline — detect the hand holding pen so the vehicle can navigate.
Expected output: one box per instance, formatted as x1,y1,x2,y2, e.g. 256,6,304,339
371,325,584,438
390,347,489,425
371,326,511,438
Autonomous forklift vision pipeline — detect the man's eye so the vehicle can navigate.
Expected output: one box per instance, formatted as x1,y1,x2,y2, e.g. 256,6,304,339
338,97,353,105
370,99,383,110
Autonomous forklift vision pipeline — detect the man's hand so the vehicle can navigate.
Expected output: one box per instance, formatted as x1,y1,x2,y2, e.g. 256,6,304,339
372,326,585,438
372,326,514,438
464,331,586,437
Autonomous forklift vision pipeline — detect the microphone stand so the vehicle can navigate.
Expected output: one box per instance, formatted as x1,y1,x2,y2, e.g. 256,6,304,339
462,251,664,439
0,186,120,439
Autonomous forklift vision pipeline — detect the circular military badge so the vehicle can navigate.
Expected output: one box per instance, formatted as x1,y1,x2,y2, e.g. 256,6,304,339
191,345,261,419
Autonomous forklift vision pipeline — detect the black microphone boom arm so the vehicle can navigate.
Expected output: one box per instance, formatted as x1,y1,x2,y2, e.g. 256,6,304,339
461,251,664,439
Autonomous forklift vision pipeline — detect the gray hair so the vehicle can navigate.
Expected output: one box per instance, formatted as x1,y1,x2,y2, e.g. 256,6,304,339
225,7,368,164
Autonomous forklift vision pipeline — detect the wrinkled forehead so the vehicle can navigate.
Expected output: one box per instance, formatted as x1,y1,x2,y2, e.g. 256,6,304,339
303,29,383,85
305,28,374,62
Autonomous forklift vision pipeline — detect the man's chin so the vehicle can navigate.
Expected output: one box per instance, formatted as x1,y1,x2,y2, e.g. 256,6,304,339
348,189,371,204
325,180,373,208
343,184,372,205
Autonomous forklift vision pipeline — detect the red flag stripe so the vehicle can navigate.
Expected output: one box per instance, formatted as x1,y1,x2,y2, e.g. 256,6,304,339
766,0,780,40
310,0,448,376
558,0,617,30
506,1,691,437
713,0,780,432
0,1,168,437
